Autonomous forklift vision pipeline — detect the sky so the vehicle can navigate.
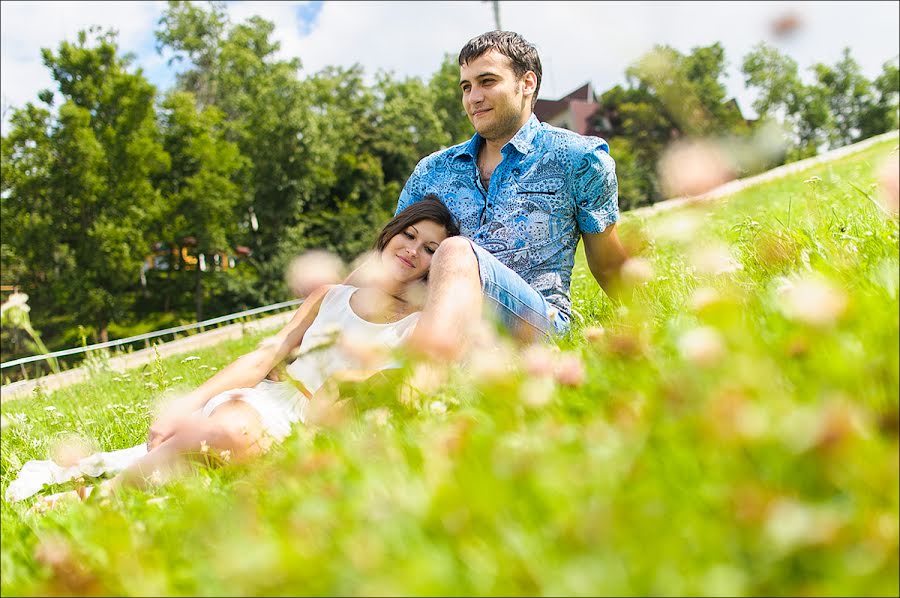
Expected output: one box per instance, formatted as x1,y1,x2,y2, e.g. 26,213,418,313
2,0,899,135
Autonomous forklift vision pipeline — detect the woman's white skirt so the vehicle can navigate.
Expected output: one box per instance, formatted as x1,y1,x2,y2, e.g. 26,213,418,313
200,380,308,443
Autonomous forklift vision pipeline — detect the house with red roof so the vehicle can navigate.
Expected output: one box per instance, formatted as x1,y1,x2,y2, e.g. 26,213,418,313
534,82,612,139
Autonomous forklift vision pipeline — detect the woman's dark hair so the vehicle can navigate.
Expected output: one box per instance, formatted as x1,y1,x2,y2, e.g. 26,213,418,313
374,194,460,252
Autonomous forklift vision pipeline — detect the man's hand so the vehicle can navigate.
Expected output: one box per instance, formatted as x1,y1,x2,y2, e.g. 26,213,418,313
582,224,629,299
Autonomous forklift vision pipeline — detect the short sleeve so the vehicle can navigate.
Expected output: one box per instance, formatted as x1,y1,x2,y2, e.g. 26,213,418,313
573,144,619,234
396,158,430,215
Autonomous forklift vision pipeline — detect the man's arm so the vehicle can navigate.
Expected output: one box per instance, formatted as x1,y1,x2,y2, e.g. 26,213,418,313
582,223,628,299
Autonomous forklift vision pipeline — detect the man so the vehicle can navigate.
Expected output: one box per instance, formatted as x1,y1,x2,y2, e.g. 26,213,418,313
398,31,628,359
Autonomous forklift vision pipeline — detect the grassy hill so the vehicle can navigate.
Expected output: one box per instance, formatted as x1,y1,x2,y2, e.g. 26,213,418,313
1,138,898,596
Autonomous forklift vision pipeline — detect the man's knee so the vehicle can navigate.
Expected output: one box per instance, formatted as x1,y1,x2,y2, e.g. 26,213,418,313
431,236,479,275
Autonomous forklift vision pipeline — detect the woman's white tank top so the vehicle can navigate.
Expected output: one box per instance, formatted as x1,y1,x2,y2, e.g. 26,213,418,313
284,285,420,394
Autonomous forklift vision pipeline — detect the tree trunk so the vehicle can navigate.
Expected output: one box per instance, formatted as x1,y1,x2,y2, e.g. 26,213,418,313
99,323,109,344
194,266,203,322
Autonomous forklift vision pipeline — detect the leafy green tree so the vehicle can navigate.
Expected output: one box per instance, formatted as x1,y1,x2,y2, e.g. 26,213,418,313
429,53,472,146
2,28,168,343
155,90,246,320
857,58,899,139
812,48,874,146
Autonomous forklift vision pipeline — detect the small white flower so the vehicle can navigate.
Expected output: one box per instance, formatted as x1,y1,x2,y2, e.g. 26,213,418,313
200,440,209,453
44,406,57,412
219,449,231,462
180,356,200,363
429,400,447,415
170,376,184,382
148,469,164,486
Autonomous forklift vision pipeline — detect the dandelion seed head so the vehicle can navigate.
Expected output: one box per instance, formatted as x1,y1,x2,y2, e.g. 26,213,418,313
677,326,726,367
519,376,556,408
620,257,655,286
365,407,391,427
466,344,515,382
777,276,848,326
689,243,743,276
689,287,722,312
49,434,96,468
658,139,736,198
286,250,345,298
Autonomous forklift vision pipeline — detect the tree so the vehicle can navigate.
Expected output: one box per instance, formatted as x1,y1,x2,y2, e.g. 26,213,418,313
155,91,246,320
812,48,873,146
429,53,472,146
857,58,899,140
2,28,168,343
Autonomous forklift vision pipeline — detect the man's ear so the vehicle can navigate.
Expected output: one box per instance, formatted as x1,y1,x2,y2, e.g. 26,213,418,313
521,71,538,100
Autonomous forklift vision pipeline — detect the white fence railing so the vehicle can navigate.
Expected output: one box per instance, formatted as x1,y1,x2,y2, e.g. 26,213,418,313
1,299,303,377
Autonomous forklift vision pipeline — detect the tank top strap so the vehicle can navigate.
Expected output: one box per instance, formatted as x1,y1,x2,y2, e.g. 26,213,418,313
318,284,355,315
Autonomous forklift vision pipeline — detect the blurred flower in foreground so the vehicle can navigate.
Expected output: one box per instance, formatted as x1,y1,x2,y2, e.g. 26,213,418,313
50,434,97,468
644,210,705,244
689,287,721,312
554,353,585,387
620,257,655,287
582,325,605,345
0,291,60,374
520,376,555,408
770,11,802,38
520,344,557,378
658,139,736,198
34,533,98,594
776,275,848,326
689,243,744,276
677,326,726,367
877,153,899,215
286,250,345,298
765,498,843,553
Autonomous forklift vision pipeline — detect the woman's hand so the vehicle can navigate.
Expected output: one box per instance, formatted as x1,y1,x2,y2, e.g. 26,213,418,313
146,397,199,451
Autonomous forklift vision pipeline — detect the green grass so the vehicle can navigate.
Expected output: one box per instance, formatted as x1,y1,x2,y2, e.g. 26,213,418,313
2,139,898,596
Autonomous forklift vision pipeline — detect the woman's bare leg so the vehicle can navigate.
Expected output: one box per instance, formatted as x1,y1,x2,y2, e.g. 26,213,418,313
109,399,271,492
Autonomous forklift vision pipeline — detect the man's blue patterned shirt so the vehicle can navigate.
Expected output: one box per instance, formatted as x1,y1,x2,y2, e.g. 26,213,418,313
397,114,619,319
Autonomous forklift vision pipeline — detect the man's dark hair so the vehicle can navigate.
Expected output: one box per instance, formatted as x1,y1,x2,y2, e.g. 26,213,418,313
458,30,542,108
375,194,460,252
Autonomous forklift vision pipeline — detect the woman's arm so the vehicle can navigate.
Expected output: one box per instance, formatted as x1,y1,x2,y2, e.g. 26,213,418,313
147,285,333,449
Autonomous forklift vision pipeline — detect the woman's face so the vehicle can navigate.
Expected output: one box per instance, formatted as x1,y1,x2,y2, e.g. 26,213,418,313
380,219,449,283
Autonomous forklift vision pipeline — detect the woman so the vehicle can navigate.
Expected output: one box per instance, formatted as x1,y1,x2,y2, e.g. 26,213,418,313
17,196,459,506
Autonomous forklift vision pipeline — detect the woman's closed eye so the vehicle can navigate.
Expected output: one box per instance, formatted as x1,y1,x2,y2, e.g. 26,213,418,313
425,246,436,255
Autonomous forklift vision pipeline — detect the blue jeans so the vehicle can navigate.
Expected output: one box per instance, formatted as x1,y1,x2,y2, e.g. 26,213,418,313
466,240,570,339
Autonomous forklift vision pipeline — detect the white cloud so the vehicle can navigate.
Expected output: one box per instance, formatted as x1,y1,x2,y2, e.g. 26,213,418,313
3,0,898,134
1,0,166,130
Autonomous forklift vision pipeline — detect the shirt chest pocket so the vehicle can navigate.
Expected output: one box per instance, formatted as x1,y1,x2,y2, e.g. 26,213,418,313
510,178,570,242
513,177,570,212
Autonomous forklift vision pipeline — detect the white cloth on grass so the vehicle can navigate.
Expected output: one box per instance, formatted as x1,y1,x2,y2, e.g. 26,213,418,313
5,444,148,502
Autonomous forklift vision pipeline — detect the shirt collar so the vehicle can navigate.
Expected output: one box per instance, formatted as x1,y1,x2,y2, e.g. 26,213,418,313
454,113,541,160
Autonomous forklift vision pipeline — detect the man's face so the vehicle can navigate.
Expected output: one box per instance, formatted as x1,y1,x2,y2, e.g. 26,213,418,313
459,50,534,142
